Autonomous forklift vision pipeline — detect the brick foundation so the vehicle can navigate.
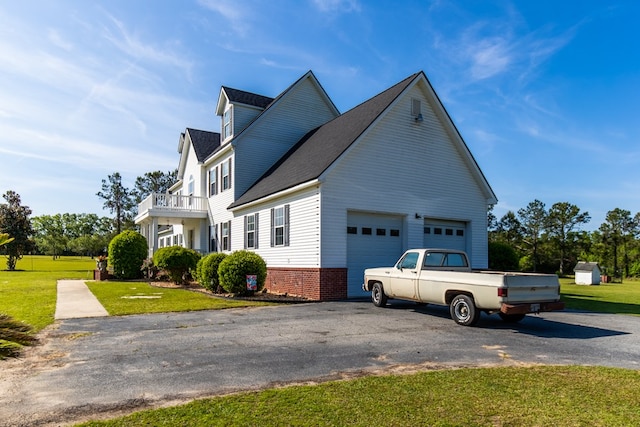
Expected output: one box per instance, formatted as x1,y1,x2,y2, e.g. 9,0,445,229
265,267,348,301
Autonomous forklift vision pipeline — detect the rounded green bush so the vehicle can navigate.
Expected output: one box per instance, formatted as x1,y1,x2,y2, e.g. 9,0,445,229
196,252,228,292
108,230,148,279
153,246,201,285
218,250,267,295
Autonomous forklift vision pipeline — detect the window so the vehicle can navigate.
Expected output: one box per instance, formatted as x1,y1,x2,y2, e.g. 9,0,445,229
362,227,372,235
424,227,431,234
456,229,464,237
188,175,194,195
245,214,259,249
434,227,442,235
222,159,232,191
221,221,231,251
223,107,233,140
209,225,217,252
390,229,400,237
347,226,357,234
399,252,419,269
445,253,468,267
376,228,386,236
446,228,453,236
209,167,218,196
271,205,290,247
424,252,445,267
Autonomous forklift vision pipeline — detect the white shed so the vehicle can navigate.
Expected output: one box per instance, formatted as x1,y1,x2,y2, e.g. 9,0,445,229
574,262,601,285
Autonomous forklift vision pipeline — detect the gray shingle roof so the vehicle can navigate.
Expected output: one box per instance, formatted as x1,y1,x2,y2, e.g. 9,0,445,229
574,261,600,272
222,86,274,109
186,128,220,162
230,72,420,208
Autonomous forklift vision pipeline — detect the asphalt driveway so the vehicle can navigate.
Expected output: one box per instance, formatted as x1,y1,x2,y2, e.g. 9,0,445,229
1,300,639,426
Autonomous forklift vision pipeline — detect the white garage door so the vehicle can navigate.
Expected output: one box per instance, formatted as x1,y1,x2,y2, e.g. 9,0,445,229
423,219,467,252
347,212,403,298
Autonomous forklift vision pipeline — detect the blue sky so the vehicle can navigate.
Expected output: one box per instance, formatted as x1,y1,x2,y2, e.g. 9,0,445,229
1,0,639,231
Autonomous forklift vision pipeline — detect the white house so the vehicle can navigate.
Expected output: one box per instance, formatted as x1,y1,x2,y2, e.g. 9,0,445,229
574,262,602,285
135,70,498,300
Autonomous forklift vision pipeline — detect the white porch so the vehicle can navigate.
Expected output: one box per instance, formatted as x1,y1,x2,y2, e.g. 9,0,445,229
135,193,209,257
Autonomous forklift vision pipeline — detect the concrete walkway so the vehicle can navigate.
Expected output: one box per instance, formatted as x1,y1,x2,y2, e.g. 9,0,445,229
54,280,109,319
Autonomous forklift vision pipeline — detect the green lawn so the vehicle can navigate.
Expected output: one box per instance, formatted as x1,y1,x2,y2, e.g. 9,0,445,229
86,281,272,316
560,277,640,316
0,255,95,331
78,365,640,426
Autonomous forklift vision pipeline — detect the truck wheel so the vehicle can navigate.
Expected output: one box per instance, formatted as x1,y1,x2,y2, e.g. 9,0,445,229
449,294,480,326
498,313,526,323
371,282,387,307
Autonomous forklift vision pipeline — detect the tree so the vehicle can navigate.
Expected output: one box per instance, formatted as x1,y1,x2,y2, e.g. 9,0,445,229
32,214,67,259
599,208,635,280
494,211,523,248
132,169,178,204
96,172,135,234
518,200,547,272
546,202,590,275
0,191,34,270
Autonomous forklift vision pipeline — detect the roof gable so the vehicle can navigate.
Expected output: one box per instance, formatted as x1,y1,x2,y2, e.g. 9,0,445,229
216,87,274,116
230,73,417,208
177,128,220,180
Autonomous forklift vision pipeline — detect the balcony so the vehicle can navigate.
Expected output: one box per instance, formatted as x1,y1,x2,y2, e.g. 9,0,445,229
134,193,208,224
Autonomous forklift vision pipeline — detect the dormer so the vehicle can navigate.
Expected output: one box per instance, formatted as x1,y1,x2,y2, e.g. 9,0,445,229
215,86,274,144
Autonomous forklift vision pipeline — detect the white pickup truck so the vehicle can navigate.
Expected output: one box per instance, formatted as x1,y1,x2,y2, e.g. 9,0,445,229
362,248,564,326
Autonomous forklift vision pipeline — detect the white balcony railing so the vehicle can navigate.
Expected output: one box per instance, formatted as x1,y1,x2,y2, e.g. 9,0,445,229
137,193,208,215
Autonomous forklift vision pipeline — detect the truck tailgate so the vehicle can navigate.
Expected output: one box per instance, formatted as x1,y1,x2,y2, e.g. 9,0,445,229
504,274,560,303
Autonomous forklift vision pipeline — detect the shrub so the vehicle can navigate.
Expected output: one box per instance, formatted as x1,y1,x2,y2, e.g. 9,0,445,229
196,253,228,292
153,246,201,285
108,230,148,279
488,242,519,271
218,250,267,295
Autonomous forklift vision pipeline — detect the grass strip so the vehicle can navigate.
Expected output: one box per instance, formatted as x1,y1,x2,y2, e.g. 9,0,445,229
86,281,273,316
77,365,640,426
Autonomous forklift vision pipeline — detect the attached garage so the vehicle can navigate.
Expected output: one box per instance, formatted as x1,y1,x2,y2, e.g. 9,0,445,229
346,212,404,297
423,219,467,252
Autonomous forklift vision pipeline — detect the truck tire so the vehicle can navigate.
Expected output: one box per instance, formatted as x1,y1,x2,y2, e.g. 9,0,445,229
371,282,387,307
449,294,480,326
498,313,526,323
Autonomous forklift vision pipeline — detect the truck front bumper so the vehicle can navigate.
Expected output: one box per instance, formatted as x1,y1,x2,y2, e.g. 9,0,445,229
500,301,565,315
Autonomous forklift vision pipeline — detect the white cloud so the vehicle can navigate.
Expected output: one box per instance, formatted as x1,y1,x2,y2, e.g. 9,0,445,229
311,0,361,13
101,12,194,79
47,28,73,51
197,0,252,36
468,37,511,80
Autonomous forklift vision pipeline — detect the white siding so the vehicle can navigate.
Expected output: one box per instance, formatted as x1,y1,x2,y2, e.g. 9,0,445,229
232,186,321,267
320,82,490,269
206,151,236,250
233,77,339,198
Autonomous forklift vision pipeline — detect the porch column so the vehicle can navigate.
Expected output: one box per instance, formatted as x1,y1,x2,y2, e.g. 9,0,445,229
199,218,208,254
150,217,159,258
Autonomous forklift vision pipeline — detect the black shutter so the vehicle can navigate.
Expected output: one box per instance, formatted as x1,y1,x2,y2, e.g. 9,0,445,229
284,204,290,246
254,212,259,249
270,208,274,247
